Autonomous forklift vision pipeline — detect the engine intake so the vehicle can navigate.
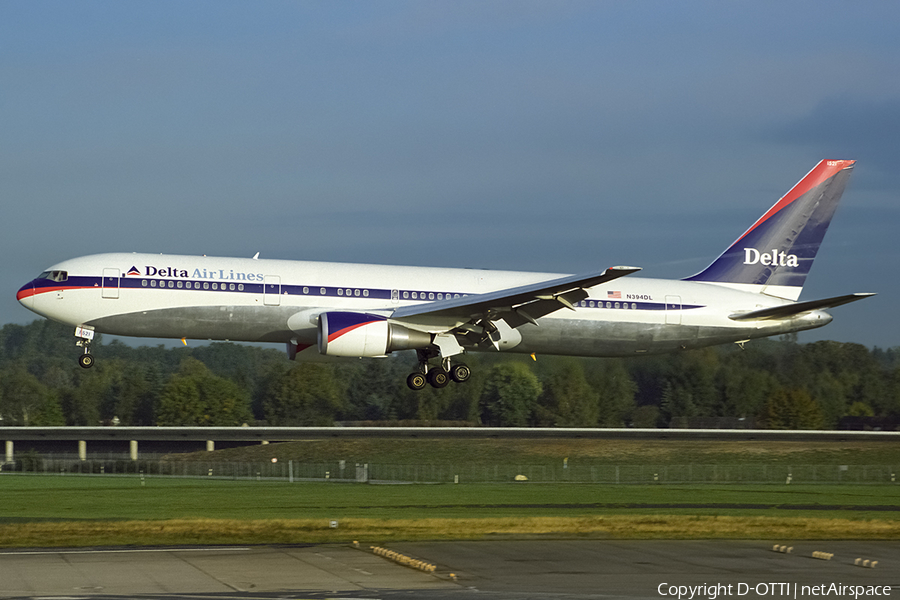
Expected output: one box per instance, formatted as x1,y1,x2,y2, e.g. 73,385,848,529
318,312,432,357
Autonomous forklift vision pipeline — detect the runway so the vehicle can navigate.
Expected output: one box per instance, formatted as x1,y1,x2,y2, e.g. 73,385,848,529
1,540,898,599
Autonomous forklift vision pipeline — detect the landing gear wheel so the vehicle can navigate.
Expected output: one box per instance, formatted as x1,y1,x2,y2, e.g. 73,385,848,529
450,363,471,383
427,368,450,388
406,372,427,391
78,354,95,369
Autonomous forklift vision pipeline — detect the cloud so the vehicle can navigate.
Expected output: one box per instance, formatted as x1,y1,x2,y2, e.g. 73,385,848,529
766,96,900,193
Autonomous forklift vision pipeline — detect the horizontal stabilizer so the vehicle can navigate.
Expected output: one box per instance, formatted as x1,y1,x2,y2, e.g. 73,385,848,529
729,293,875,321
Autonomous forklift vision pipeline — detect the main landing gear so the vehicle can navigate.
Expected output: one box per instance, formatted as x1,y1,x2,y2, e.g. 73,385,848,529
406,349,471,390
75,325,95,369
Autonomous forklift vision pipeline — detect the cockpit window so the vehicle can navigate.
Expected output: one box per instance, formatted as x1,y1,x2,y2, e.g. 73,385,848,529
38,270,68,282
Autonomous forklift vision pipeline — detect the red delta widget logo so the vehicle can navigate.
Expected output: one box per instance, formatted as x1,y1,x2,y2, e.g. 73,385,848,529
743,248,799,268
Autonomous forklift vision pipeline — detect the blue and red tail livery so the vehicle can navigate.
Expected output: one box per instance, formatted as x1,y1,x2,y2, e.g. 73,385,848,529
685,160,855,300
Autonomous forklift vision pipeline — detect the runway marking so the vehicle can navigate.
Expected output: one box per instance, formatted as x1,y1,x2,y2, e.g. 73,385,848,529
0,547,252,556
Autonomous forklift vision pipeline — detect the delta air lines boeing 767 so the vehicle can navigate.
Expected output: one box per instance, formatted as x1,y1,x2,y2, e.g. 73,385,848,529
17,160,874,390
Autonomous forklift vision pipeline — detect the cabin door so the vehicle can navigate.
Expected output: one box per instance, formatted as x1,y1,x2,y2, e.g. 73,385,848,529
102,268,120,299
264,275,281,306
665,295,682,325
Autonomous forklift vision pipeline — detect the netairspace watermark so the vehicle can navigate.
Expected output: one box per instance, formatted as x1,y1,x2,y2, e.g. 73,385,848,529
658,583,892,600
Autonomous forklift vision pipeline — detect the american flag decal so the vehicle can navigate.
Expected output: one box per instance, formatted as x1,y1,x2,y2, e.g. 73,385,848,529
607,291,621,299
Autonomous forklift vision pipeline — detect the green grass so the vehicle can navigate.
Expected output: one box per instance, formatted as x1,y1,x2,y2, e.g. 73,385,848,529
3,436,899,547
1,475,899,547
2,475,898,522
167,437,900,467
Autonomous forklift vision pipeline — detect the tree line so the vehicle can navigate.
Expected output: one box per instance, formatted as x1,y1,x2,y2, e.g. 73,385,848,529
1,320,899,429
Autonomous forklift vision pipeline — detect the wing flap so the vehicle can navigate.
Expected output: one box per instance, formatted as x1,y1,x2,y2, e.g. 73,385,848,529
729,293,875,321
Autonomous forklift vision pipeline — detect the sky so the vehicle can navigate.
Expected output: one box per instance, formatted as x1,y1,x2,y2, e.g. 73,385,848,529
2,1,898,350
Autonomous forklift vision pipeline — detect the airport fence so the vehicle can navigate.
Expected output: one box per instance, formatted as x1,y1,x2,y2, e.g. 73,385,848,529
2,454,898,485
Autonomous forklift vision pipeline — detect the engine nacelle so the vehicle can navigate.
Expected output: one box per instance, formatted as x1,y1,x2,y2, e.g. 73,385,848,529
317,312,432,357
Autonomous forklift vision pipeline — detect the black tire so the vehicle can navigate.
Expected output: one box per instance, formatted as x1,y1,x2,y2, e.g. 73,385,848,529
406,372,427,391
427,368,450,388
78,354,95,369
450,363,471,383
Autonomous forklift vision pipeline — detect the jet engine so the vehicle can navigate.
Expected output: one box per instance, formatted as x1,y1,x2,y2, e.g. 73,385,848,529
317,312,432,357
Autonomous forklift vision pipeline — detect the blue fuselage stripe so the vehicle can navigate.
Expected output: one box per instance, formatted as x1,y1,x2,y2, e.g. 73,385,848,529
30,276,705,312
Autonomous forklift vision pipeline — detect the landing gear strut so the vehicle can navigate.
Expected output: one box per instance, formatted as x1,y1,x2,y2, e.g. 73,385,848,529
406,349,470,390
75,325,95,369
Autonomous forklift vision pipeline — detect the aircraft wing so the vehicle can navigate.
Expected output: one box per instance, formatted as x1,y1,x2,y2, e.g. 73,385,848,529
391,266,641,329
729,292,876,321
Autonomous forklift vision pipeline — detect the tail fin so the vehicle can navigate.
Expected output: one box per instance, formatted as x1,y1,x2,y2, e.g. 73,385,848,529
684,160,855,301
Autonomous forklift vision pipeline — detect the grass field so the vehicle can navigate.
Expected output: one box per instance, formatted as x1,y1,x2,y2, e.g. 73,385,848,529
167,437,900,467
2,437,898,547
1,474,898,547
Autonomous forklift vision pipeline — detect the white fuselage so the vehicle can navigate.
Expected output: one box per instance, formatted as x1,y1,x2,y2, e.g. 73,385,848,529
18,252,831,358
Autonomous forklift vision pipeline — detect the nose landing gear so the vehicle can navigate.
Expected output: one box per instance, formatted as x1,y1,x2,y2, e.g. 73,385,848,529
75,325,95,369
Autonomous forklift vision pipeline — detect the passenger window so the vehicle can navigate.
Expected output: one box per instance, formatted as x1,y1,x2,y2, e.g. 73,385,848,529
320,287,326,295
363,289,369,297
238,284,244,291
338,289,343,296
229,283,235,291
303,287,309,294
151,280,157,287
142,280,148,287
403,291,409,299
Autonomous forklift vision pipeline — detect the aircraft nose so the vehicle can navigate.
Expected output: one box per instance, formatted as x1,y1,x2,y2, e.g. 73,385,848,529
16,280,35,311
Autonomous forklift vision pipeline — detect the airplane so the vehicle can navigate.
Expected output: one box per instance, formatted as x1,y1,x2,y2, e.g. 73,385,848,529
17,160,874,390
